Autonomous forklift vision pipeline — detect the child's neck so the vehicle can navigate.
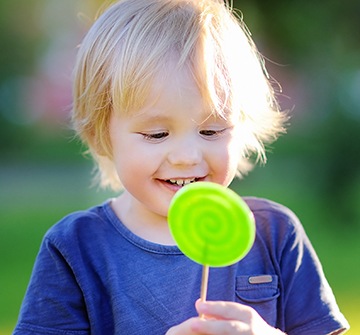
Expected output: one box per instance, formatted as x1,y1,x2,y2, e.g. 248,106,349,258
111,193,176,246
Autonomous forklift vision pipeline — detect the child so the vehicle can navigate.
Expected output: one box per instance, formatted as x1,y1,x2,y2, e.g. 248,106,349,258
14,0,349,334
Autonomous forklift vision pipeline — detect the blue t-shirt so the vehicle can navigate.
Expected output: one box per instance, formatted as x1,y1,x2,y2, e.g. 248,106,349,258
13,197,349,335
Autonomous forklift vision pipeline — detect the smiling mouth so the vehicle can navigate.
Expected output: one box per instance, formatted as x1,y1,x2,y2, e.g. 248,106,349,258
165,178,199,187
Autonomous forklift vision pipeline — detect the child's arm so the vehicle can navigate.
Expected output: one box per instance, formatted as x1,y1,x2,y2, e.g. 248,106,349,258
166,300,285,335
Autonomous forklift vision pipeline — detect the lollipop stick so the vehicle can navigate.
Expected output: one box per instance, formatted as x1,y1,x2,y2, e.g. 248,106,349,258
200,264,209,318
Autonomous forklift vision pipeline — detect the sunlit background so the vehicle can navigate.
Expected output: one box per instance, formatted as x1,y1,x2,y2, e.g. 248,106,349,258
1,0,359,333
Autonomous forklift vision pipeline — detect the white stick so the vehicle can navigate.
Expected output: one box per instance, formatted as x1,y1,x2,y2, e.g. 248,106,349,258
200,264,209,318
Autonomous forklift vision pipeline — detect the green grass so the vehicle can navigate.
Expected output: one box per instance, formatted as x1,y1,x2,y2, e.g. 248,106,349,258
1,160,358,334
337,293,360,335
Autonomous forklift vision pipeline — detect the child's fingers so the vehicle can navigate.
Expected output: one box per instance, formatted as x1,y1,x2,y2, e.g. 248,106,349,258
191,318,250,335
194,300,285,335
166,317,204,335
196,300,253,322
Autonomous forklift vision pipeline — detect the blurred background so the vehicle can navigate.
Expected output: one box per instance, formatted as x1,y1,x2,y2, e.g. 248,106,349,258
0,0,359,333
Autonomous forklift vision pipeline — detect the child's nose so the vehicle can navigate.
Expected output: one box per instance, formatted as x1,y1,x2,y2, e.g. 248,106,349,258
167,138,202,166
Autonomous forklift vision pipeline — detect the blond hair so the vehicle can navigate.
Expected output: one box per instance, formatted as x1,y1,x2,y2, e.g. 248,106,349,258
72,0,287,191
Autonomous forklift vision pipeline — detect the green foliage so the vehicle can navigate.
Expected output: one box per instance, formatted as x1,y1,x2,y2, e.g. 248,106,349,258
0,0,46,81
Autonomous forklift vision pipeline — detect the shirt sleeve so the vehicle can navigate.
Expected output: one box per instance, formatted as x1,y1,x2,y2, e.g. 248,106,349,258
13,237,90,335
279,215,349,335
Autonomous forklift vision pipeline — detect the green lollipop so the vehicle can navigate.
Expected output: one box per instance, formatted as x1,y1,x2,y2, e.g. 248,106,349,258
168,182,255,311
168,182,255,267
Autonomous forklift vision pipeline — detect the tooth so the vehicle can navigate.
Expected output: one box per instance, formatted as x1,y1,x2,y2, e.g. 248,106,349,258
168,178,197,186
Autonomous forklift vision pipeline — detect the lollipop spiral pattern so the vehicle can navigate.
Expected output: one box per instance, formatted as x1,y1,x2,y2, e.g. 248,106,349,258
168,182,255,267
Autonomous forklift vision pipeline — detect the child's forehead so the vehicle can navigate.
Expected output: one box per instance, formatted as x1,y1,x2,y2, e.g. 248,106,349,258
117,64,235,124
116,80,237,125
111,48,239,124
119,102,235,128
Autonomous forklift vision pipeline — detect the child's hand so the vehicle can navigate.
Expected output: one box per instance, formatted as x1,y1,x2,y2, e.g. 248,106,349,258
166,300,285,335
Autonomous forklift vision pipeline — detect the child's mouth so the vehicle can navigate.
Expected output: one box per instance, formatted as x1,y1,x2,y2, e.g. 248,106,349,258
165,178,199,187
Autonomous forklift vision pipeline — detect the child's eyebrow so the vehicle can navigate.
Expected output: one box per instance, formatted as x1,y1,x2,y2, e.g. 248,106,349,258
131,113,172,125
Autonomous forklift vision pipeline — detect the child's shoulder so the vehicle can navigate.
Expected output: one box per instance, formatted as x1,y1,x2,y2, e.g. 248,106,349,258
243,196,303,234
43,201,112,244
244,196,296,216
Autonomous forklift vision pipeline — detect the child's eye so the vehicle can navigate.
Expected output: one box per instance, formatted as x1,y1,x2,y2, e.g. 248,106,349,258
199,128,226,138
141,131,169,141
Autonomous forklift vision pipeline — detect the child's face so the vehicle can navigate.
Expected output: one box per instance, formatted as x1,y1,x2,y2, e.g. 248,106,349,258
109,64,242,220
